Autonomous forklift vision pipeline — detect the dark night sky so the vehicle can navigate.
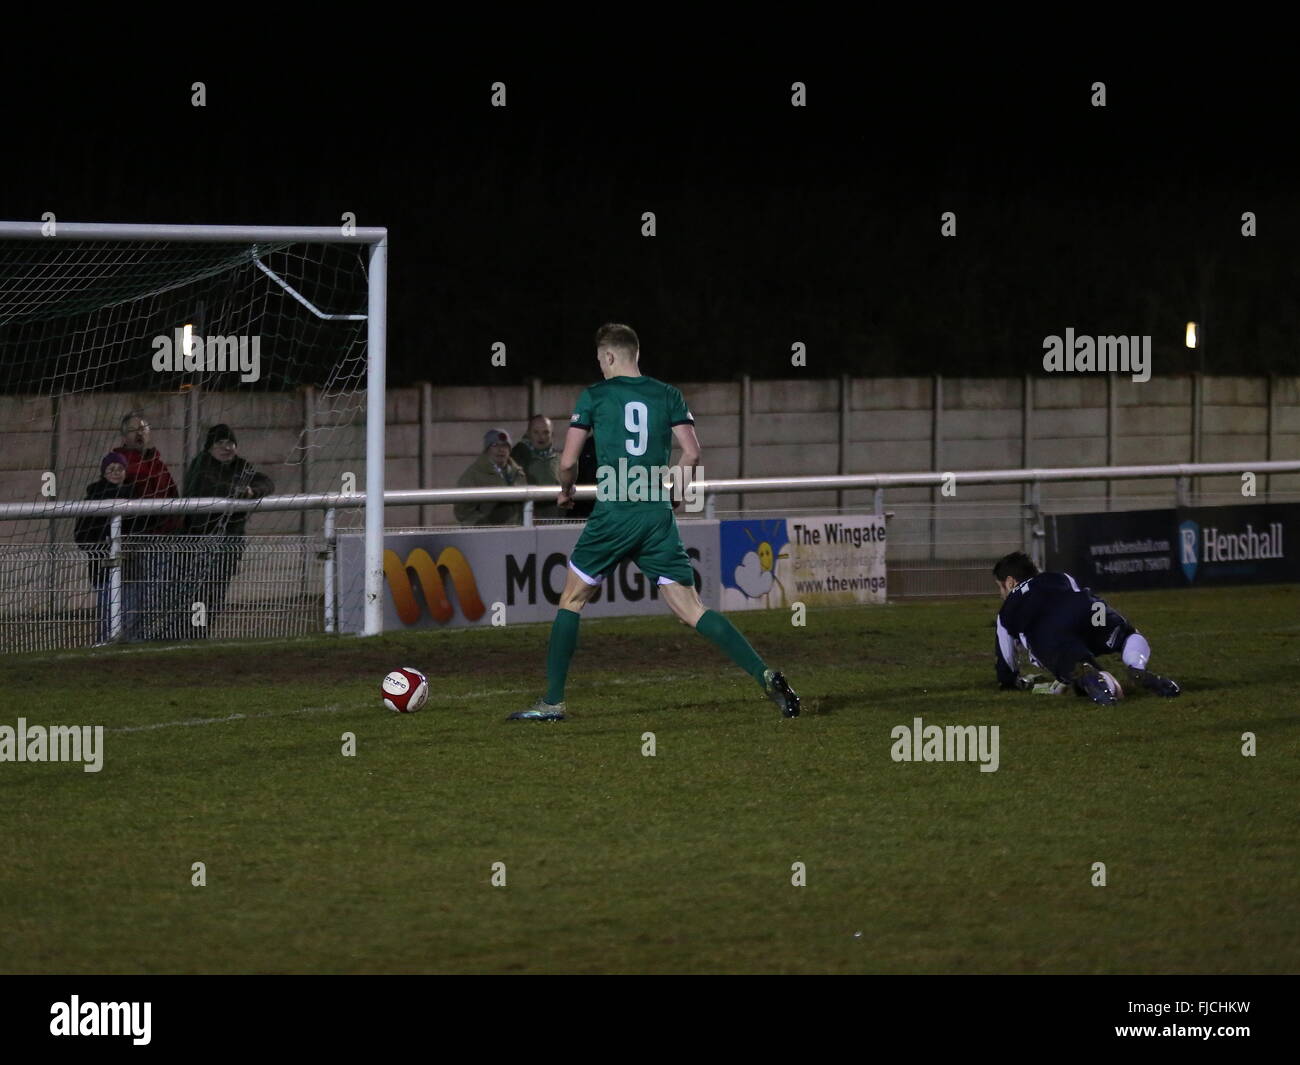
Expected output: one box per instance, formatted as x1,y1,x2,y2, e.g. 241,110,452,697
5,48,1299,385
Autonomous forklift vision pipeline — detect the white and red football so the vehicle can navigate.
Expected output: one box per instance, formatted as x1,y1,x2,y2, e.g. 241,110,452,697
382,667,429,713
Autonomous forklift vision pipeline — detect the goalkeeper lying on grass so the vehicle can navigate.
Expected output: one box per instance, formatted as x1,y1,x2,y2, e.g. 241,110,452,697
992,551,1181,705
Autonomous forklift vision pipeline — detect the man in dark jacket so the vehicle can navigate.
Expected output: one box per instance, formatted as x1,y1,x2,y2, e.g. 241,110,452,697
511,416,562,520
454,429,528,526
74,451,135,644
182,424,275,637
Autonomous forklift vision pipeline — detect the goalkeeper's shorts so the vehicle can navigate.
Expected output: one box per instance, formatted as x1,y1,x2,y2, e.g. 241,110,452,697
1032,598,1136,683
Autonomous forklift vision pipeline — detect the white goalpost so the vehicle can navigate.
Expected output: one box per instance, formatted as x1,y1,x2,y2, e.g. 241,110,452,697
0,221,388,650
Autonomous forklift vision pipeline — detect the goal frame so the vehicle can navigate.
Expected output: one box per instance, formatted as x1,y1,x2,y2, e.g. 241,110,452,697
0,220,390,637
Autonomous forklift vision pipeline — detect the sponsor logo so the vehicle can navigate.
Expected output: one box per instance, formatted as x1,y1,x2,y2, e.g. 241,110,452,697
1182,519,1286,582
506,549,703,604
1201,522,1284,564
383,547,485,624
1179,520,1199,582
721,518,790,603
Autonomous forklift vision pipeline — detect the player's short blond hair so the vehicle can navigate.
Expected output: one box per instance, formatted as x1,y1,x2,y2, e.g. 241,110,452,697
595,323,639,360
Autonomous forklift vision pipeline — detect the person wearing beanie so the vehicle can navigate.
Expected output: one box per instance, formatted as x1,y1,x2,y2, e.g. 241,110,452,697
102,450,129,473
75,451,136,644
182,424,275,638
454,427,528,526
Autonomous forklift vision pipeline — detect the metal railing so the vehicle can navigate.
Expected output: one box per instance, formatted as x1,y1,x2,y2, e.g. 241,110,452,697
2,459,1297,651
4,459,1297,524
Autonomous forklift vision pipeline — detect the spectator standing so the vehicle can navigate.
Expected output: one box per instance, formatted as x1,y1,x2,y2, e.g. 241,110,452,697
73,451,134,644
512,415,562,520
183,424,275,638
116,412,181,639
454,428,527,526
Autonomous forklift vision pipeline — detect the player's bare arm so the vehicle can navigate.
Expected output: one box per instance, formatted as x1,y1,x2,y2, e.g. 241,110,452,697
556,425,588,509
672,422,701,474
672,422,701,507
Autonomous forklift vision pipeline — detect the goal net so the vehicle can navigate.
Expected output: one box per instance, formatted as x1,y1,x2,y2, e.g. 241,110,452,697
0,223,385,653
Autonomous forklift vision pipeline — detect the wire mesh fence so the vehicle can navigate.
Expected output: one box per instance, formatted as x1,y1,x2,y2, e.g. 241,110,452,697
0,534,322,653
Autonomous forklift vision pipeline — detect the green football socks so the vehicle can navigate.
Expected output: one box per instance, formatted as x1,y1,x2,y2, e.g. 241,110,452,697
695,609,768,688
544,608,582,704
546,607,767,704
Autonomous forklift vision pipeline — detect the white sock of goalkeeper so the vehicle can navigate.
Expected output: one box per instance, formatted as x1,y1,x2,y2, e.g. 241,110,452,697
1121,632,1151,670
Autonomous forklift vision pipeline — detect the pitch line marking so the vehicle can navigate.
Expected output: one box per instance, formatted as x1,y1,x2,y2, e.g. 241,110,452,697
108,704,348,733
106,675,706,733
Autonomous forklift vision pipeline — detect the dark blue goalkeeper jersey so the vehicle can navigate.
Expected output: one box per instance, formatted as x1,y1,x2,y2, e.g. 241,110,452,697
994,571,1135,688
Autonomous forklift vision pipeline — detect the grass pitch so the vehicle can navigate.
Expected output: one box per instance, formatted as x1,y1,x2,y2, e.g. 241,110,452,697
2,585,1297,974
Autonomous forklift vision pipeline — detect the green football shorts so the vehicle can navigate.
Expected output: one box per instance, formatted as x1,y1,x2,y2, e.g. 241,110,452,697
568,505,695,587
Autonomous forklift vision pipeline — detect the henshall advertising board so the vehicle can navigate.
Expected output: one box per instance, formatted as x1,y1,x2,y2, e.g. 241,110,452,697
1045,503,1299,591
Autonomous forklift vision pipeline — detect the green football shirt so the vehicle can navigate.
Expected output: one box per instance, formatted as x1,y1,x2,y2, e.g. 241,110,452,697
570,375,694,507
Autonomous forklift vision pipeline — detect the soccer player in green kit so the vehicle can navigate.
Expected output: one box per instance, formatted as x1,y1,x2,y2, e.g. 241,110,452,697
510,323,800,721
